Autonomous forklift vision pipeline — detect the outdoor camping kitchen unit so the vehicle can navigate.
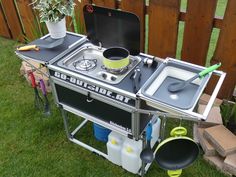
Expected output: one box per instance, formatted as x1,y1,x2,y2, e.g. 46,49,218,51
15,5,226,176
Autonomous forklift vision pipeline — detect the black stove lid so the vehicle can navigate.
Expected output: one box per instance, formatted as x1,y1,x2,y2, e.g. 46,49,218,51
83,5,140,56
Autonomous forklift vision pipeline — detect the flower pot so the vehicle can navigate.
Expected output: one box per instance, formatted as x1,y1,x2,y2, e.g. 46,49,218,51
45,17,66,39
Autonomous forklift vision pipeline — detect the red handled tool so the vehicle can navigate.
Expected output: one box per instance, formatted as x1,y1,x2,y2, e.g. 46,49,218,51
29,72,44,111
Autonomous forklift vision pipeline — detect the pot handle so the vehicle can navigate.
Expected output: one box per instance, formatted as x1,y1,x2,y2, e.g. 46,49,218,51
170,127,187,137
167,169,182,177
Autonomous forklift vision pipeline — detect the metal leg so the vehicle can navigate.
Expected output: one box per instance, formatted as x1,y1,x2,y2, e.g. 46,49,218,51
160,115,167,140
59,105,108,159
60,106,72,139
141,133,147,177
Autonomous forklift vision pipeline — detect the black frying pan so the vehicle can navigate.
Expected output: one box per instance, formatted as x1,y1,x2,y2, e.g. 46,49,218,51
155,127,199,173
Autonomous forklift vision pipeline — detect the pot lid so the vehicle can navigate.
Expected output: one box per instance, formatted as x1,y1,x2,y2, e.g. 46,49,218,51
83,5,140,56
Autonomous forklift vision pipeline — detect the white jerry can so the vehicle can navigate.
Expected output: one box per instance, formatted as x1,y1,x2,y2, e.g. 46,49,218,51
107,131,125,166
121,138,142,174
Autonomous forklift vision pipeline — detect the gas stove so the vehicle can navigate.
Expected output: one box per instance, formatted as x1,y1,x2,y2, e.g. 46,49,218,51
57,43,141,84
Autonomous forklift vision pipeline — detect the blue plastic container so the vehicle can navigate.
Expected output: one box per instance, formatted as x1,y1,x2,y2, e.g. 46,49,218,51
93,123,111,142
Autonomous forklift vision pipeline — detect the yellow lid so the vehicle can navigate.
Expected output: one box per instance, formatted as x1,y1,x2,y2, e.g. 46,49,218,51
126,146,133,153
111,139,117,145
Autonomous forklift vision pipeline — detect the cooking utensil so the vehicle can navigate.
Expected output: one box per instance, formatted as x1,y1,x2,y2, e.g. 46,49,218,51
29,72,44,111
40,79,51,116
140,123,154,163
103,47,130,70
17,37,64,51
155,126,199,177
131,68,141,93
168,63,221,92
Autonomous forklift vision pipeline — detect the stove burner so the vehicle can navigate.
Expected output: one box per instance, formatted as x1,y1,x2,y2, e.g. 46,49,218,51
73,57,97,71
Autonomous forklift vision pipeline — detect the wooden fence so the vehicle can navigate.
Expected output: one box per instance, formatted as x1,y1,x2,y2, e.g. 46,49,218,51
0,0,235,100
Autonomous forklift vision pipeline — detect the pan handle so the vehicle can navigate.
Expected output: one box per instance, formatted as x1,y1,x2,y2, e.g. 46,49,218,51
170,127,187,137
167,170,182,177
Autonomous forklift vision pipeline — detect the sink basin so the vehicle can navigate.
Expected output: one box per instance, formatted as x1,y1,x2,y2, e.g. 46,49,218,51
140,58,211,110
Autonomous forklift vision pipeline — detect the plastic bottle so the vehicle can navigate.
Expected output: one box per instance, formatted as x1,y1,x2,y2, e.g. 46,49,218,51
151,116,161,148
107,131,125,166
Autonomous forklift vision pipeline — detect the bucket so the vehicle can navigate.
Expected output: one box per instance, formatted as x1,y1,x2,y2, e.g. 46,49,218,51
93,123,111,142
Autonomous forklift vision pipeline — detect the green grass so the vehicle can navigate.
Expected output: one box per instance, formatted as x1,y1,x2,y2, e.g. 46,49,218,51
0,37,228,177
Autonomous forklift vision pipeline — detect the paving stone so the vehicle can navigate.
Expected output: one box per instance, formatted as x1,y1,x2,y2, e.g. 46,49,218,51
203,155,231,176
204,125,236,157
223,153,236,176
198,104,223,127
199,93,223,107
22,60,40,74
197,128,216,156
193,123,199,143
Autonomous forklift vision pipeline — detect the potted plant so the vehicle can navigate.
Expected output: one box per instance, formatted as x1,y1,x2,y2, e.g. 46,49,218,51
31,0,75,39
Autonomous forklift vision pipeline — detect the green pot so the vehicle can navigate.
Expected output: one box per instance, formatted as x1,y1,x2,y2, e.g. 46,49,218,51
103,47,130,70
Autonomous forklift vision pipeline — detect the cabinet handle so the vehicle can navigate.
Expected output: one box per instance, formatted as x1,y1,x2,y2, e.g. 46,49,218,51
86,92,93,103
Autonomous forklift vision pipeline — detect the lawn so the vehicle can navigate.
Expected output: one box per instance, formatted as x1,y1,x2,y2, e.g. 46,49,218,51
0,0,229,176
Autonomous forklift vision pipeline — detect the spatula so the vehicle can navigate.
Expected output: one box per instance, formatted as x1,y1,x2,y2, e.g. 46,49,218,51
168,63,221,93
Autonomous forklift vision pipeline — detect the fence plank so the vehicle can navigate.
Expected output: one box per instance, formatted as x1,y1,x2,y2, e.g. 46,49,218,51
1,0,24,41
181,0,217,66
148,0,180,58
205,0,236,99
74,0,91,34
66,16,75,32
92,0,116,8
16,0,38,41
0,4,11,38
120,0,145,52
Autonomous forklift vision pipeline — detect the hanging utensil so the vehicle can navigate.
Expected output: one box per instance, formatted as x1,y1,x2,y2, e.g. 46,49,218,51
140,123,154,163
29,72,44,111
17,37,65,51
155,126,199,177
168,63,221,92
39,79,51,116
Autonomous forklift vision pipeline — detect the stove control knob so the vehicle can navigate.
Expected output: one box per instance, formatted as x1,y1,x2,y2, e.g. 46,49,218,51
102,73,107,79
143,57,154,67
110,76,116,81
